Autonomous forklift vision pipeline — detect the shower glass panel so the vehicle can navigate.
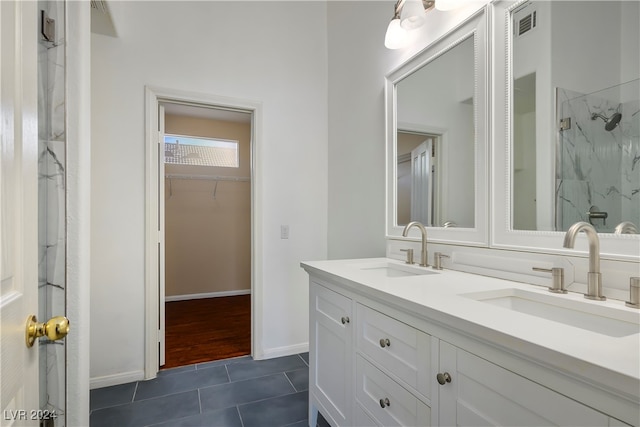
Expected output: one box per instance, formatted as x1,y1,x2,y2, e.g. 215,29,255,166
38,1,67,424
556,79,640,232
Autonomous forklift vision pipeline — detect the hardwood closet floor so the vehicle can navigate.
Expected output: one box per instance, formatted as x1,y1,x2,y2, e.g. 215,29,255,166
163,295,251,369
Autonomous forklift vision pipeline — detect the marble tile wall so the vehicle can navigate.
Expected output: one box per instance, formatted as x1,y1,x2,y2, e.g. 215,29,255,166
37,1,66,425
556,79,640,233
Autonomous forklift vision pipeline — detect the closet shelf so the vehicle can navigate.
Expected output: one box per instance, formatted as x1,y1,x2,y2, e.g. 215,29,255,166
165,173,250,182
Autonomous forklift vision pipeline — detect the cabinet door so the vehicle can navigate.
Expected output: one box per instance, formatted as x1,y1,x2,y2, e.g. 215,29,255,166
309,282,353,426
437,341,610,426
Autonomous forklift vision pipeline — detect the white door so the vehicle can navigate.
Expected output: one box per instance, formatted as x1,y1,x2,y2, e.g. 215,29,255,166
1,0,40,423
411,139,433,226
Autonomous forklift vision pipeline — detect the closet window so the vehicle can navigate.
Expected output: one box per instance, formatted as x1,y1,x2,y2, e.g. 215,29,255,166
164,134,239,167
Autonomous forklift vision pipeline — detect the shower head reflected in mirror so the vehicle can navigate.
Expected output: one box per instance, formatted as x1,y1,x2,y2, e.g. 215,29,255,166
591,112,622,131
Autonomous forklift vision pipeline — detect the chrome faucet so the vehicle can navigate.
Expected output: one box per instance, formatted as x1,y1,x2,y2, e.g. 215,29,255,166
563,221,606,301
402,221,428,267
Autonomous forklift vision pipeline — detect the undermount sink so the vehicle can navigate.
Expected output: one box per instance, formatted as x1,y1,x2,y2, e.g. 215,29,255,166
462,288,640,337
353,261,437,278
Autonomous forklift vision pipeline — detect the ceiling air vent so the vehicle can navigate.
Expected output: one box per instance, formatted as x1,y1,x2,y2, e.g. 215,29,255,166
90,0,109,14
518,10,537,36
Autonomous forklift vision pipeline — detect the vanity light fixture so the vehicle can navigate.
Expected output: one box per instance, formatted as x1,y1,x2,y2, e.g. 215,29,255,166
384,4,408,49
384,0,472,49
384,0,435,49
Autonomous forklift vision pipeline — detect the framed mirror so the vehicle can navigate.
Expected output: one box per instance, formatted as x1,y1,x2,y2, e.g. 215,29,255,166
386,8,488,246
492,0,640,259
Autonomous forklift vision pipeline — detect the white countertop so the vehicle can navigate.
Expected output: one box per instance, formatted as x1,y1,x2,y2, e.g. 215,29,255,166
301,258,640,402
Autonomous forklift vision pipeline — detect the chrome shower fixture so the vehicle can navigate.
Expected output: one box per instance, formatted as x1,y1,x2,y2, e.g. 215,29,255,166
591,112,622,131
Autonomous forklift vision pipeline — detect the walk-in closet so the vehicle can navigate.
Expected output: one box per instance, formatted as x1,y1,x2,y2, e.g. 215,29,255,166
161,104,252,368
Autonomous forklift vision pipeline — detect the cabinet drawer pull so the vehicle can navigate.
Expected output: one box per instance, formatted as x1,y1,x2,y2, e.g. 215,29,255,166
436,372,452,385
341,316,350,324
379,338,391,348
379,397,390,408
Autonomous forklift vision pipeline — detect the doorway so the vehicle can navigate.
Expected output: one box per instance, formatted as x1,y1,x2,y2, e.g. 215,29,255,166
144,87,263,378
396,130,442,227
161,103,252,368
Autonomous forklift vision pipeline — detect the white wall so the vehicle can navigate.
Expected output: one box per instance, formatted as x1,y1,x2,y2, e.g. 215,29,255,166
620,1,640,96
551,2,625,96
90,1,327,383
326,1,487,259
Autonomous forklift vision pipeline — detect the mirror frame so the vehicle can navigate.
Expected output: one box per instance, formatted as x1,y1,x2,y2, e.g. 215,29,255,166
385,7,488,246
491,0,640,261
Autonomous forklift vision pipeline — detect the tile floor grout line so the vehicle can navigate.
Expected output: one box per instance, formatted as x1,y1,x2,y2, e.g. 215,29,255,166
298,353,309,367
225,368,307,385
197,388,202,414
236,405,245,427
224,363,231,383
195,354,251,371
283,371,298,392
235,388,307,408
132,381,139,402
127,386,209,405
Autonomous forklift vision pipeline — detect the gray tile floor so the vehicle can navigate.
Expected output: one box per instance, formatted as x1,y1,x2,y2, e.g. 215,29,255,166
90,353,328,427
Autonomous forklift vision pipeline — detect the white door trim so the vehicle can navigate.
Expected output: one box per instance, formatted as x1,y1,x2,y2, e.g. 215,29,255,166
157,104,165,367
144,86,263,379
65,2,91,425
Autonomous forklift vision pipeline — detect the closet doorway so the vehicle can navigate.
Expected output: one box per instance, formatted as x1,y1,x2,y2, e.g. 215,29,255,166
159,102,253,369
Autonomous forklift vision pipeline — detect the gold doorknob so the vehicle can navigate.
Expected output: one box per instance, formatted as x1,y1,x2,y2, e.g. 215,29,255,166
25,315,70,348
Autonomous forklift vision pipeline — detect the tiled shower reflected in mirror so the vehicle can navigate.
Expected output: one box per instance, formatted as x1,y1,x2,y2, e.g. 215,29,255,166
556,79,640,232
38,1,66,424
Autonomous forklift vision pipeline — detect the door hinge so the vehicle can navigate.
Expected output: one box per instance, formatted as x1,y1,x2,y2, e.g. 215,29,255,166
40,11,55,42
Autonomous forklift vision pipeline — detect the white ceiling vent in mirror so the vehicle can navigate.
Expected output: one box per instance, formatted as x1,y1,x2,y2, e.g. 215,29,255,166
516,8,537,37
385,7,488,246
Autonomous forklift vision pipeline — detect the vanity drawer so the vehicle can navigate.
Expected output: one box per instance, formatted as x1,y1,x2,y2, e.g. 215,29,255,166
356,354,430,427
356,303,430,398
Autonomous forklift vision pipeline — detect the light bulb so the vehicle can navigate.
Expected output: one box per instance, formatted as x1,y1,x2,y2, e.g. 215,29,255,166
435,0,467,11
400,0,426,30
385,18,408,49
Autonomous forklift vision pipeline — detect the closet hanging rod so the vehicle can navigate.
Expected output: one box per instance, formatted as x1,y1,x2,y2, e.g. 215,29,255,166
165,173,250,182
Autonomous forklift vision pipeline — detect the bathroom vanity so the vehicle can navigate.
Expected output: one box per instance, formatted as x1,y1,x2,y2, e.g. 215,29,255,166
306,1,640,425
301,258,640,427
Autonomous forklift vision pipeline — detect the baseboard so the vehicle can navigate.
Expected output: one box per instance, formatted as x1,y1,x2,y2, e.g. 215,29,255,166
165,289,251,302
90,370,145,390
254,342,309,360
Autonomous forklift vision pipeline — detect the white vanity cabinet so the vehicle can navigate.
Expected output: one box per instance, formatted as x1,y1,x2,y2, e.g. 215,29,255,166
305,267,637,427
309,280,353,426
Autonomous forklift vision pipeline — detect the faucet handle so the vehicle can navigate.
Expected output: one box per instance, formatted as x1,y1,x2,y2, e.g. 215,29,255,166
532,267,566,294
433,252,450,270
400,249,414,265
626,277,640,309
